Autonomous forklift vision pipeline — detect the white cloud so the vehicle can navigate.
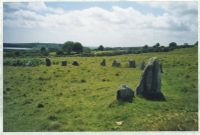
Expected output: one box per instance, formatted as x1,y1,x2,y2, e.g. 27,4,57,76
139,1,197,16
27,2,64,14
4,2,26,10
3,2,198,46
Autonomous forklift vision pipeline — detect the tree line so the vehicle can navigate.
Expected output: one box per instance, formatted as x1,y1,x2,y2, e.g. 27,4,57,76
4,41,198,57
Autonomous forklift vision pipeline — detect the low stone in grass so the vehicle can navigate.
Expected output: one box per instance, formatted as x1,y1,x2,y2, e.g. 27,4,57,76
129,60,136,68
112,60,121,67
72,61,79,66
61,61,67,66
100,59,106,66
117,85,135,102
46,58,51,66
136,57,165,100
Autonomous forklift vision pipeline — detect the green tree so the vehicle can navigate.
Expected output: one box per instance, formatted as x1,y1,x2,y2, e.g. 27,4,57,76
63,41,74,54
40,47,48,56
153,43,160,48
98,45,104,51
143,45,148,49
63,41,83,54
169,42,177,48
73,42,83,53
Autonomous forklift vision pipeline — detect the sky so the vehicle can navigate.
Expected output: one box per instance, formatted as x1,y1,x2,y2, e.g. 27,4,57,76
3,1,198,47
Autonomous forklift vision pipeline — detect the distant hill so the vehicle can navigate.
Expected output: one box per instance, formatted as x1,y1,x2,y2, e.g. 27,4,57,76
3,43,63,49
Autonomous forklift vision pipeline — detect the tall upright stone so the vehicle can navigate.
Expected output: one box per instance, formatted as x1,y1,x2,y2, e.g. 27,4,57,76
129,60,136,68
136,57,165,100
100,59,106,66
46,58,51,66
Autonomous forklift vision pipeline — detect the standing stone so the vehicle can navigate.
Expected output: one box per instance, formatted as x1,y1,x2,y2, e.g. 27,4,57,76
136,57,165,100
129,60,136,68
160,63,163,73
72,61,79,66
117,85,135,102
61,61,67,66
46,58,51,66
100,59,106,66
112,60,121,67
140,61,145,70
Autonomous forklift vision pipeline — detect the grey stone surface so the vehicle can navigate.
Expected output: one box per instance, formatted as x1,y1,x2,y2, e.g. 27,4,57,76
129,60,136,68
72,61,79,66
112,60,121,67
117,85,135,102
100,59,106,66
46,58,51,66
61,61,67,66
136,57,165,100
160,63,163,73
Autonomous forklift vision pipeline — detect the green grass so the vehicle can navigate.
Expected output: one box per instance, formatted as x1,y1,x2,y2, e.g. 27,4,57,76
3,47,198,131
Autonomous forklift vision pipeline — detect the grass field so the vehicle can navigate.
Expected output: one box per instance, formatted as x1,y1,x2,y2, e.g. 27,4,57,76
3,47,198,131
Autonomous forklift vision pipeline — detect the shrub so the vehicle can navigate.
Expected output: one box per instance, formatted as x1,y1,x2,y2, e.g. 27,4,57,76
56,50,64,56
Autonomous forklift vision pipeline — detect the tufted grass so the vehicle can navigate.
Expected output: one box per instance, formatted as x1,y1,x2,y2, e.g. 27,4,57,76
3,47,198,131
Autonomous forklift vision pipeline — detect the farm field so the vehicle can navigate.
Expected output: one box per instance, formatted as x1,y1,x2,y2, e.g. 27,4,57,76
3,47,198,131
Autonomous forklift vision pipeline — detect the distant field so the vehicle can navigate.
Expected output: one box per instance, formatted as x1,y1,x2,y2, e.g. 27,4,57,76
3,47,198,131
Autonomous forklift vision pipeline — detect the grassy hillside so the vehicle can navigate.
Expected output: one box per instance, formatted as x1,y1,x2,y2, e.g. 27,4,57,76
3,47,198,131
